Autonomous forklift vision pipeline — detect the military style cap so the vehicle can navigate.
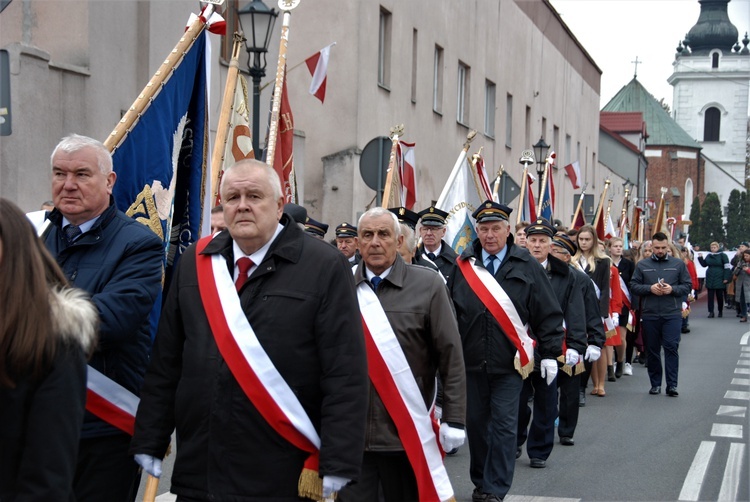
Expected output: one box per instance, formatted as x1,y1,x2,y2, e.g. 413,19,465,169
335,222,357,238
525,218,556,237
284,203,308,225
551,232,577,255
304,217,329,237
417,206,449,227
472,200,512,223
388,207,420,230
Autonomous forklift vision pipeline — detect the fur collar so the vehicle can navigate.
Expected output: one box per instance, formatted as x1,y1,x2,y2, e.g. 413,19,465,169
49,287,98,353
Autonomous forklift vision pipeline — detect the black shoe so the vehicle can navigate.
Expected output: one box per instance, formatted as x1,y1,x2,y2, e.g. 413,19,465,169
560,436,575,446
608,365,616,382
681,326,690,333
447,447,459,455
578,389,586,407
649,386,661,395
667,387,679,397
472,488,488,502
718,312,723,318
516,446,522,459
529,458,546,468
708,312,715,318
615,363,623,378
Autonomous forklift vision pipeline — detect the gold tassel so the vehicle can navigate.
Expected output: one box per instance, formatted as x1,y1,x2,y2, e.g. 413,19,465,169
514,357,535,379
574,361,585,376
298,468,325,501
558,355,573,377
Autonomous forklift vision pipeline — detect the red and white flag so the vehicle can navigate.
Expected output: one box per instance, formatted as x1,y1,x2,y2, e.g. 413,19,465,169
398,140,417,210
564,161,581,189
304,43,335,104
605,212,618,239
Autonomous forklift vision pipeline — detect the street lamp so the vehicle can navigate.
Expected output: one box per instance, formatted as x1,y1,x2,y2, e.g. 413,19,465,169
237,0,278,158
532,137,549,203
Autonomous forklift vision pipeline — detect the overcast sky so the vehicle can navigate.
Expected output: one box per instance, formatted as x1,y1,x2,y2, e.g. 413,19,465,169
549,0,750,110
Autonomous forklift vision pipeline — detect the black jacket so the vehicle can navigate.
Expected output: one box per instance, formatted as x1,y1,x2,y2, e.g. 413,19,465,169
43,201,163,438
1,288,97,501
449,238,564,374
546,256,587,356
130,217,369,501
418,239,458,280
572,268,607,348
631,254,692,319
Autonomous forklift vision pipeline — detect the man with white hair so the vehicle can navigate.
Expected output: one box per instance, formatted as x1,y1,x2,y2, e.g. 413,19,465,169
340,207,465,501
131,160,369,500
41,134,164,502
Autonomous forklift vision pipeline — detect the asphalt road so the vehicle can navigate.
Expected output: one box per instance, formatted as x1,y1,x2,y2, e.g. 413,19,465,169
139,295,749,501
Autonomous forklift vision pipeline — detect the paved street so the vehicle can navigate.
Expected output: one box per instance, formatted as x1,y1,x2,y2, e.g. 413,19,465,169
140,295,749,501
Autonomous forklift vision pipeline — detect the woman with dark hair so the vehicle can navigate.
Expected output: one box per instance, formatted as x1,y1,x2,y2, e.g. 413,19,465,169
698,242,731,317
0,198,98,501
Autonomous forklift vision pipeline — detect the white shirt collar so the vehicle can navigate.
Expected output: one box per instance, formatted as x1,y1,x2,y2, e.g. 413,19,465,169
365,264,393,282
62,215,101,237
232,223,284,279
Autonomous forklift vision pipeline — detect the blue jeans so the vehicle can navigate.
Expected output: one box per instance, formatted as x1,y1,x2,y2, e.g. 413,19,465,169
641,316,681,389
466,371,523,498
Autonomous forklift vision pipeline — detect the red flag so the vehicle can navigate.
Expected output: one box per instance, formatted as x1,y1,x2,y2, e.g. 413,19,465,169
473,155,494,200
572,210,586,230
304,43,334,103
594,212,605,241
273,72,295,203
397,140,417,210
564,161,581,189
521,173,537,222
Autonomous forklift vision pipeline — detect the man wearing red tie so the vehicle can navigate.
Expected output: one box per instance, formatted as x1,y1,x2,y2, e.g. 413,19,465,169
131,160,368,501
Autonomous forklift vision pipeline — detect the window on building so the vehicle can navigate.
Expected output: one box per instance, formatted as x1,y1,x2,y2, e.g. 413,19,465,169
525,106,531,149
433,45,443,114
457,62,470,125
565,134,571,164
704,107,720,141
553,126,560,165
484,80,496,138
541,117,547,142
712,52,719,68
505,94,513,148
410,29,418,103
378,8,392,88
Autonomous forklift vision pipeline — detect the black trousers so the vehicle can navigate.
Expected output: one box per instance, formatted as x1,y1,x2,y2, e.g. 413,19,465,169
517,370,558,460
73,433,141,502
557,372,581,439
338,451,418,502
707,288,724,314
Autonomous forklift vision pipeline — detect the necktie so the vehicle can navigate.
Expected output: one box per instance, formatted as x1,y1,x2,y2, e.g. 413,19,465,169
486,254,497,275
427,252,437,261
235,257,253,292
64,224,82,243
371,276,382,290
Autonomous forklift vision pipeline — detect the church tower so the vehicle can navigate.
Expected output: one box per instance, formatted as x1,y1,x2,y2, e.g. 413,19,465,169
668,0,749,184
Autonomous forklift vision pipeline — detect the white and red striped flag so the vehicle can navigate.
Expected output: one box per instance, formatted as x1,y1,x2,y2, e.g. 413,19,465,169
564,161,581,189
304,43,335,103
397,140,417,210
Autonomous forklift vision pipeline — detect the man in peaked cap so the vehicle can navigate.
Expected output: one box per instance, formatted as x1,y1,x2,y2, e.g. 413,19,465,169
304,217,329,239
417,205,458,281
448,201,564,502
335,222,360,265
549,232,605,437
516,219,586,466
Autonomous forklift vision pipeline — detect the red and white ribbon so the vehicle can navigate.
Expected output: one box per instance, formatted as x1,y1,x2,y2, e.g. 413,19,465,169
356,281,454,502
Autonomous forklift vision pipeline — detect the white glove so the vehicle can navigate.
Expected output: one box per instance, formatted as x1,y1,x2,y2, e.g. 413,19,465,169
134,453,162,478
585,345,601,362
565,348,580,366
439,422,466,452
540,359,558,385
612,313,620,325
322,475,350,498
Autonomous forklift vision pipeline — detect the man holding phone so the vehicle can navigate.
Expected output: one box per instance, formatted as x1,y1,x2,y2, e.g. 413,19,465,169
630,232,692,397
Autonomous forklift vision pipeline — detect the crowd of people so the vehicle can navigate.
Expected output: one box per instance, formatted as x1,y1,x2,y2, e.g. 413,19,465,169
3,133,750,502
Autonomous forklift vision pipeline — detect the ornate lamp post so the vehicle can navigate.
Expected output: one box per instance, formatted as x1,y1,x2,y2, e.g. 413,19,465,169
532,137,549,203
237,0,278,157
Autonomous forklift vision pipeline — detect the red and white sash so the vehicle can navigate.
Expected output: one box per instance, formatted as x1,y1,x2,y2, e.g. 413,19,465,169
590,279,618,339
618,275,635,330
456,257,535,378
356,281,455,502
194,237,322,499
86,365,139,435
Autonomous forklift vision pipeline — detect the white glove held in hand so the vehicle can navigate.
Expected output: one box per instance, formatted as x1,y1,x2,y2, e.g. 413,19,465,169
322,475,349,498
134,453,162,478
565,348,580,366
439,422,466,452
540,359,558,385
585,345,601,362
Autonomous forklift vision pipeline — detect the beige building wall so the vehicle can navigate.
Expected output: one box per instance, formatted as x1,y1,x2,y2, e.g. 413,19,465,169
1,0,601,234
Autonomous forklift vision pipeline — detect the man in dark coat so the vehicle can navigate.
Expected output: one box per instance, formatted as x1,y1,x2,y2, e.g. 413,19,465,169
448,201,564,502
42,134,163,502
417,205,458,280
130,160,369,501
335,222,360,265
517,219,586,466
